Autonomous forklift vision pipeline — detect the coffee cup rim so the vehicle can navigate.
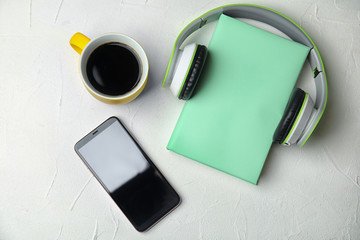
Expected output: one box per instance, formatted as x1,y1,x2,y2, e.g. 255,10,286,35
79,33,149,101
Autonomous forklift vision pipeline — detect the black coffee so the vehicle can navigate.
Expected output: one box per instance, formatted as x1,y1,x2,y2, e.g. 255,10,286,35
86,42,141,96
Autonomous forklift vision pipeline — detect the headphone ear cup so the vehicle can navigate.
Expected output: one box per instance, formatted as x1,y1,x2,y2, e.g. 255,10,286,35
169,43,198,99
273,88,306,145
180,45,208,100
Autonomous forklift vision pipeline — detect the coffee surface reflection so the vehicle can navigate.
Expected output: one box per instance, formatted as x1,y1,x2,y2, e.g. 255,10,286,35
86,42,141,96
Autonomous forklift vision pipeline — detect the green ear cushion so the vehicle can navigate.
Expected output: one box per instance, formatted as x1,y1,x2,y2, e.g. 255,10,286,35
273,88,305,144
179,45,208,100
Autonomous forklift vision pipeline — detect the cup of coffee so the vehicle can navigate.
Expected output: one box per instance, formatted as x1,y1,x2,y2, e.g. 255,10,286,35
69,32,149,104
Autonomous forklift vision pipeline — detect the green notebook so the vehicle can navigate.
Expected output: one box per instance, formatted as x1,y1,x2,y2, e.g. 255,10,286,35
167,14,310,184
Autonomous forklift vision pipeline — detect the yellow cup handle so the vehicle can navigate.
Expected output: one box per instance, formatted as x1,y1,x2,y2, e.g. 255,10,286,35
69,32,91,55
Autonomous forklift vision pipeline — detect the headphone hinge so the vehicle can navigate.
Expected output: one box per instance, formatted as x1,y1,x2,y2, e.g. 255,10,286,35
200,18,207,28
313,67,321,78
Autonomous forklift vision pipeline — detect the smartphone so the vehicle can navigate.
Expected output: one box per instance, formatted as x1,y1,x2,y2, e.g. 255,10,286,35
74,117,180,232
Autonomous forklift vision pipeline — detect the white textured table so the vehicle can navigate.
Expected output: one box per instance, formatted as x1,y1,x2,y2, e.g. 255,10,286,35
1,0,359,239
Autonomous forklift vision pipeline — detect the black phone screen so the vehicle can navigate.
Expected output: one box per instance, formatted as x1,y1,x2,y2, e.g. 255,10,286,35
75,117,180,232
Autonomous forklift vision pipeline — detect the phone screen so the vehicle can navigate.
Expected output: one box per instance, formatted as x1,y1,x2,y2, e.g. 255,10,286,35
75,117,180,232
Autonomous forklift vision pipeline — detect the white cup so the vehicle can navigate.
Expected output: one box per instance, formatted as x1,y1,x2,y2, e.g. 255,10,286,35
70,32,149,104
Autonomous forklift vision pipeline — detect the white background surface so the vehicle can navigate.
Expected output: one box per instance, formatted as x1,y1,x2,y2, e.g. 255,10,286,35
0,0,359,239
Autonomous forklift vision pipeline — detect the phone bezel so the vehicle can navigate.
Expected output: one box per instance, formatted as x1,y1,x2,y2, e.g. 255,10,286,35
74,116,181,232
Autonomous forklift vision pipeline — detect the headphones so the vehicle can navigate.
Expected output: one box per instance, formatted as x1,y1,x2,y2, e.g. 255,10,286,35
162,4,327,147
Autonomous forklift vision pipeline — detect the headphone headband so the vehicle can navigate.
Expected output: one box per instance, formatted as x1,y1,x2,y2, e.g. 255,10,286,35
162,4,327,146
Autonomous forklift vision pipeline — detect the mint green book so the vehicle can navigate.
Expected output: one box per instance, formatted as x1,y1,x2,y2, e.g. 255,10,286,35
167,14,310,184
